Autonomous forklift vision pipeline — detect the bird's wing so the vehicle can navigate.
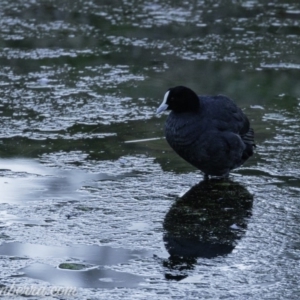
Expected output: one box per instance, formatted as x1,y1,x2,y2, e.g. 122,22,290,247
200,95,250,136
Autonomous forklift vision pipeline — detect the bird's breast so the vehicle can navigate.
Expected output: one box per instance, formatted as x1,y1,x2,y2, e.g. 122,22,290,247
165,115,201,148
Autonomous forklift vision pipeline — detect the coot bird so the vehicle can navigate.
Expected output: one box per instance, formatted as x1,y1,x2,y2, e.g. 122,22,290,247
156,86,255,177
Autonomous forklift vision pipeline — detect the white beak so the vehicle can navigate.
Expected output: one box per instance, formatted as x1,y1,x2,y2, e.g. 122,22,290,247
156,91,170,114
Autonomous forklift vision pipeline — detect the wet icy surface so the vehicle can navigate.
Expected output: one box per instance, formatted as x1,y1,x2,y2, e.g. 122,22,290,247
0,0,300,299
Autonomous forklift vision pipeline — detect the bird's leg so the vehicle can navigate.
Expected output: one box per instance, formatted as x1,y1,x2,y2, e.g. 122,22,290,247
204,174,209,181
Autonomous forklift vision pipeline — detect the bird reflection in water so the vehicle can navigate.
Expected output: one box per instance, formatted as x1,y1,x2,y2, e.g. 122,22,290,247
162,178,253,280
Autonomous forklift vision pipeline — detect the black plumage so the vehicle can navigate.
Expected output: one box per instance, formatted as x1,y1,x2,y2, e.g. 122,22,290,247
156,86,255,177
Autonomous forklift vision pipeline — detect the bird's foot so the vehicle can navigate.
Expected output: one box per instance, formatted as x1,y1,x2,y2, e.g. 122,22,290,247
203,173,230,181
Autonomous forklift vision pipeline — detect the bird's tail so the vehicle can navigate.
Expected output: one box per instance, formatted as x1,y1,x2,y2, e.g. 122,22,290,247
241,128,256,160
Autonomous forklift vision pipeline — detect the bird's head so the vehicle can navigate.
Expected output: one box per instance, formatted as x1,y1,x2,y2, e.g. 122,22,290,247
156,86,200,114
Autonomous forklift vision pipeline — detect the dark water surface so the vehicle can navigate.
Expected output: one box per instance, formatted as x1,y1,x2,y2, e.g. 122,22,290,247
0,0,300,299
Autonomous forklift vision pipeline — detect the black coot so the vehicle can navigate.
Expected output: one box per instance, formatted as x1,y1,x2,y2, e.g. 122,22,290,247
157,86,255,177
